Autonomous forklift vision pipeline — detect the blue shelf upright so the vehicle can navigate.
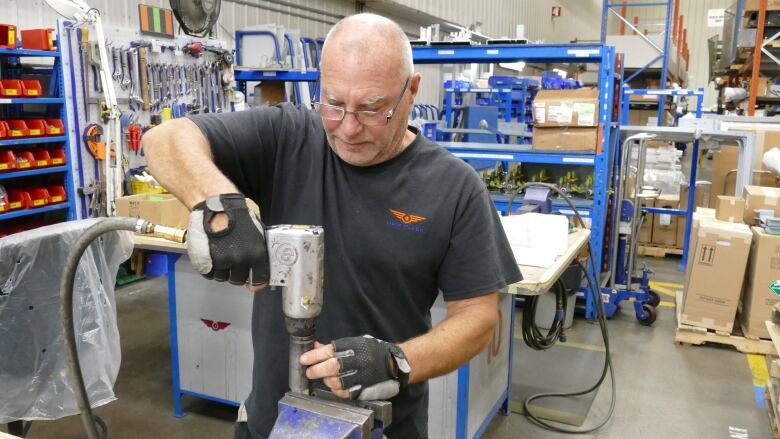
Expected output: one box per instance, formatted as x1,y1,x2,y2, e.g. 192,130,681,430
0,27,77,233
413,43,618,321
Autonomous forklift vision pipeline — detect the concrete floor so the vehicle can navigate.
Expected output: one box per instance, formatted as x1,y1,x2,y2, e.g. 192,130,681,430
5,254,772,439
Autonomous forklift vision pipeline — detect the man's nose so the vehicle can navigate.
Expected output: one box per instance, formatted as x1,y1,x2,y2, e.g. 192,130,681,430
339,112,363,138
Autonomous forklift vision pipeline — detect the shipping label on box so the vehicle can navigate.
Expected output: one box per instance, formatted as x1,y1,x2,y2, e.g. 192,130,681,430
533,88,600,127
652,195,679,247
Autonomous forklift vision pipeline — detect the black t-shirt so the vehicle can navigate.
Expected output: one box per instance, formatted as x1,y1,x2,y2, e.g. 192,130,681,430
189,103,522,439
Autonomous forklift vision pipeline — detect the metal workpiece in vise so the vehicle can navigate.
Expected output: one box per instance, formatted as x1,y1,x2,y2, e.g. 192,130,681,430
266,225,392,438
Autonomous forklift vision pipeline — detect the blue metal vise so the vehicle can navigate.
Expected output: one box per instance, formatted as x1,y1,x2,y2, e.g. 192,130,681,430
270,390,391,439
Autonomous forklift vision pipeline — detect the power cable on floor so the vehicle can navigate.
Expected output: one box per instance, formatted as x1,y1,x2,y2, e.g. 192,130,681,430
507,182,616,434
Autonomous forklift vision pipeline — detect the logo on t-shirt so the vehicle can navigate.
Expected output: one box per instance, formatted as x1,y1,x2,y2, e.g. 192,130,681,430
388,209,426,233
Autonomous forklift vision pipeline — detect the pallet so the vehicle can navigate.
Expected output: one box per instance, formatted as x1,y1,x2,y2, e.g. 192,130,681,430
638,244,683,258
674,292,776,355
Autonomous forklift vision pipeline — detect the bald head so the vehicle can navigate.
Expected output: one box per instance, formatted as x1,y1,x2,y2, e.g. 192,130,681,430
321,13,413,78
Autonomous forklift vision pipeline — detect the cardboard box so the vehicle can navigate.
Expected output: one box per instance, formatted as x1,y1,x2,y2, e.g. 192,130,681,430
740,227,780,339
716,195,745,223
681,218,752,333
757,77,770,97
710,145,778,207
743,185,780,225
533,88,599,127
115,194,189,229
532,127,598,152
744,0,780,12
628,109,657,126
652,195,679,247
677,183,708,249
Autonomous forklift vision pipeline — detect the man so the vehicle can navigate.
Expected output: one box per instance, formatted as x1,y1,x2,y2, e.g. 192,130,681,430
143,13,521,439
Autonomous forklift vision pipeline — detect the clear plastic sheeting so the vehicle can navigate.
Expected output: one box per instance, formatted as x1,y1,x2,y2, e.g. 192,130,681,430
0,219,133,423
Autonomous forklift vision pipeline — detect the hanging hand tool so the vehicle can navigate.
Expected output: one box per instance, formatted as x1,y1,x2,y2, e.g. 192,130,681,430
76,27,90,119
111,47,120,82
120,48,131,90
138,47,150,111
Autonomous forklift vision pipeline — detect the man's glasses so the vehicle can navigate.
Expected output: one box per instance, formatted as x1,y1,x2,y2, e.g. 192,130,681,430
312,76,411,127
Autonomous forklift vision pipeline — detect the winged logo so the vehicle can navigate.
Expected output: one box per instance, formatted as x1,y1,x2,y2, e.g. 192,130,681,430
389,209,426,225
201,319,231,332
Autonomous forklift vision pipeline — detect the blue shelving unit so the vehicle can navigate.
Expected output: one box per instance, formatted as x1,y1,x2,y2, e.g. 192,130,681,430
413,43,618,320
601,0,677,126
0,28,77,234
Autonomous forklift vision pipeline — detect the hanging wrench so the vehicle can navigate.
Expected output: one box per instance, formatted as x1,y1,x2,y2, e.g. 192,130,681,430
120,49,131,90
112,47,121,82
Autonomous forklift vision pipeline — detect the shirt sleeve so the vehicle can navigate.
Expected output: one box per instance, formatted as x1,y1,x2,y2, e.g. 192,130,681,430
437,181,523,301
187,103,307,207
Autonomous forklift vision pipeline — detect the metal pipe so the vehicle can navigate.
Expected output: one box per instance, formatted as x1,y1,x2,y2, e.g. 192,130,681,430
626,138,650,287
289,334,314,395
224,0,342,25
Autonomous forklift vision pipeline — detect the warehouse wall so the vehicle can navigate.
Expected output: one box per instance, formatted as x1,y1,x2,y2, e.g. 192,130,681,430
609,0,732,108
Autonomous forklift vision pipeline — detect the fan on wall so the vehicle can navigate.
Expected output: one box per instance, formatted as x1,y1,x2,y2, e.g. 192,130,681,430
170,0,221,37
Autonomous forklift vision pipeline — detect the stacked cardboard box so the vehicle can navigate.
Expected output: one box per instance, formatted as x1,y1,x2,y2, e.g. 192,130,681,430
709,129,780,208
681,209,753,333
532,88,599,152
744,185,780,225
115,194,189,229
740,227,780,339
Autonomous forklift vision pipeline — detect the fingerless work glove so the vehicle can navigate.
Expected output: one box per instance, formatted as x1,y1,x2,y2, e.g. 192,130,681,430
187,193,270,285
331,335,411,401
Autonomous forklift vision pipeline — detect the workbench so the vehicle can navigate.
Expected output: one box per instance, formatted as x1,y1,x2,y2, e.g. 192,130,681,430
132,228,591,436
508,228,591,296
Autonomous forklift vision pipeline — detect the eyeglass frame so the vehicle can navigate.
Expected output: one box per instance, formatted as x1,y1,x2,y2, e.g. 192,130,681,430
311,75,411,126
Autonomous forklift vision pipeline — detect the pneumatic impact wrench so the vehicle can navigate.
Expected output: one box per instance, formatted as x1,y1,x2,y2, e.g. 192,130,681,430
266,225,392,439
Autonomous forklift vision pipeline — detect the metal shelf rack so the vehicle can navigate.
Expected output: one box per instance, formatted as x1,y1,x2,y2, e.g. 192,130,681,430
0,28,77,234
413,43,618,320
602,0,688,126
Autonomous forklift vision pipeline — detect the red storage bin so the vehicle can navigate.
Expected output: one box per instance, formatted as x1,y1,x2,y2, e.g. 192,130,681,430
27,187,49,207
15,150,34,169
47,185,66,203
0,24,17,49
25,119,45,136
31,149,50,167
44,118,64,135
0,80,23,97
6,120,28,138
0,184,7,213
7,189,31,210
49,147,65,166
21,29,55,51
0,121,7,139
20,80,42,97
0,150,15,172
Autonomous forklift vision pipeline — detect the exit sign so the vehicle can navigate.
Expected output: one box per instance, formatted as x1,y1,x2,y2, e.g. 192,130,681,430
552,6,562,17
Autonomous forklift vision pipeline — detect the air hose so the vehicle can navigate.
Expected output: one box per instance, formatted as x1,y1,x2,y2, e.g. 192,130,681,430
59,217,186,439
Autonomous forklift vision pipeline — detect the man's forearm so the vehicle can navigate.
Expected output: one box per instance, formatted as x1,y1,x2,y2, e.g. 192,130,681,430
399,292,499,384
142,118,238,209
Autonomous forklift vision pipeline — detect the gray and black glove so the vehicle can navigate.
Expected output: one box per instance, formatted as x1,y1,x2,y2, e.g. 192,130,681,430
331,335,411,401
187,193,269,285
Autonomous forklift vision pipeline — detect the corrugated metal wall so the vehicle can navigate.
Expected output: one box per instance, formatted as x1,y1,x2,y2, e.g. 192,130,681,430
610,0,732,107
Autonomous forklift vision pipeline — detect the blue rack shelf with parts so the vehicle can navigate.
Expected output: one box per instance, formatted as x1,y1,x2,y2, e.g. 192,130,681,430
0,30,77,231
413,43,619,321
